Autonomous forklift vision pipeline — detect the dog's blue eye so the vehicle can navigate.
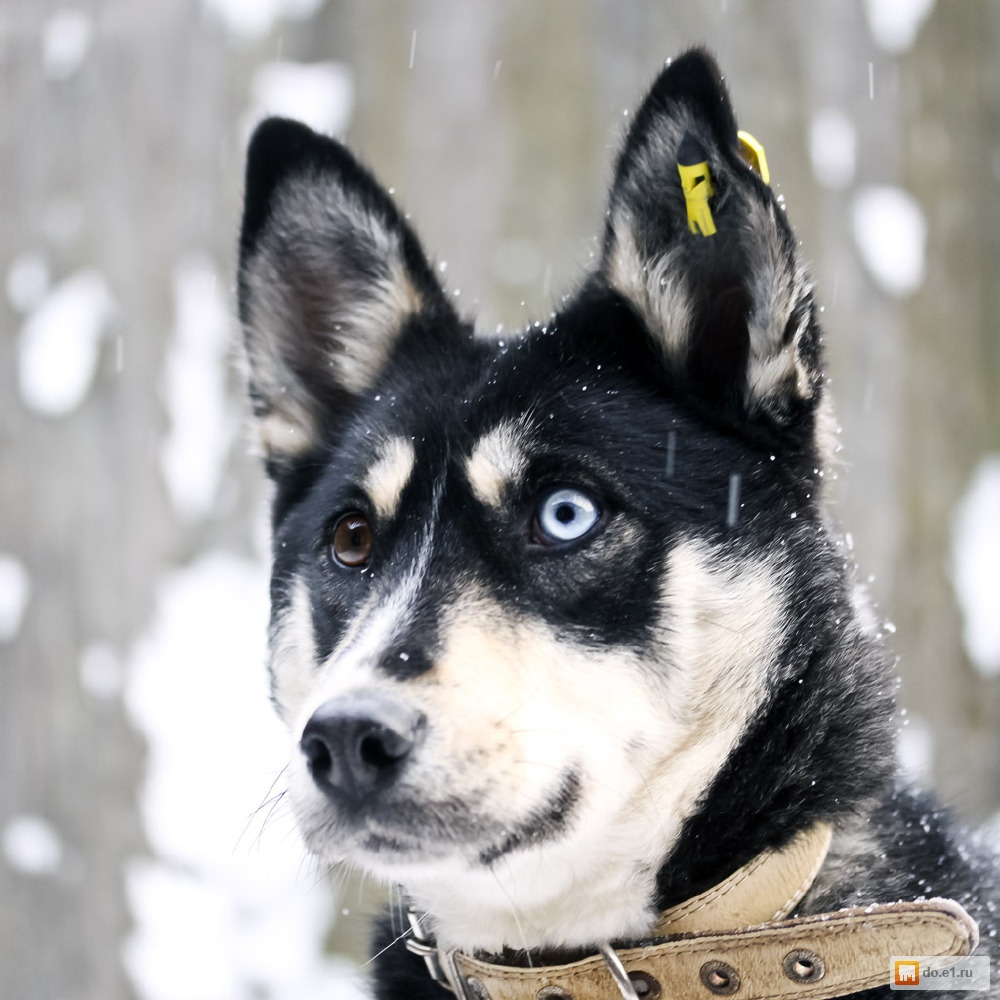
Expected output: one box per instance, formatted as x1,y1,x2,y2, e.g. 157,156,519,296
535,488,600,544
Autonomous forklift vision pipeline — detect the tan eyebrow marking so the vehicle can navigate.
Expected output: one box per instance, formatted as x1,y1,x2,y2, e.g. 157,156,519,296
363,436,416,519
465,420,530,508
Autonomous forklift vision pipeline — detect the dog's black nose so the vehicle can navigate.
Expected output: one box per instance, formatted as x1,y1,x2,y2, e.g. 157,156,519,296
300,694,425,801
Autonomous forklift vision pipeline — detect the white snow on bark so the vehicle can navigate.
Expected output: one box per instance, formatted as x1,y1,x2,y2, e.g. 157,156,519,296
0,555,31,644
864,0,936,53
6,252,51,313
80,641,126,701
42,8,93,80
2,815,64,876
160,253,235,523
246,60,354,137
123,552,368,1000
898,712,934,783
950,454,1000,678
202,0,324,42
850,186,926,297
809,108,857,190
17,270,113,417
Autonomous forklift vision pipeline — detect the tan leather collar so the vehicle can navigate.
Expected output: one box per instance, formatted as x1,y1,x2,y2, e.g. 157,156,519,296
448,899,978,1000
404,824,980,1000
651,821,833,935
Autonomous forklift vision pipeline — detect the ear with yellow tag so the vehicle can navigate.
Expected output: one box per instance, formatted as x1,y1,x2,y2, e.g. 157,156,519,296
601,48,819,424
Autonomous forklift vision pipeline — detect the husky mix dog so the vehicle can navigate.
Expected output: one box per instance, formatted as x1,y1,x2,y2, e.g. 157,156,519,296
237,50,998,1000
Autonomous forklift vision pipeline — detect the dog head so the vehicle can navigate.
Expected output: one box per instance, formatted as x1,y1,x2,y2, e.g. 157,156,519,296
237,50,879,952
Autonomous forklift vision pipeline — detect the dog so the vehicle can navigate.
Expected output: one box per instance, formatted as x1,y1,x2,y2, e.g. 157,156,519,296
237,49,998,999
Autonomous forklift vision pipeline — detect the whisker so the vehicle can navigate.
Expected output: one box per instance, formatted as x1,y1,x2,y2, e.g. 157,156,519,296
487,862,535,965
361,910,424,967
235,764,291,853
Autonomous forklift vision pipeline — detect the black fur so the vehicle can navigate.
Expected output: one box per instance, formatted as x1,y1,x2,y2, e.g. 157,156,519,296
238,48,999,999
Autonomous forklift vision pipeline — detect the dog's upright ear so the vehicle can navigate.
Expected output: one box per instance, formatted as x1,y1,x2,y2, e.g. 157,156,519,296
238,118,459,475
602,49,822,424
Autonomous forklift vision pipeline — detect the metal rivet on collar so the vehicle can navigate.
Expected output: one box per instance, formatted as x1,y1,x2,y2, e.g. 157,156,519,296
700,960,742,995
629,970,662,998
783,950,826,983
536,987,573,1000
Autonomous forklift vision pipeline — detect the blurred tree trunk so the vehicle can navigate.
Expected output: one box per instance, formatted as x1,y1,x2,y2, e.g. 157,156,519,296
893,2,1000,820
0,1,253,997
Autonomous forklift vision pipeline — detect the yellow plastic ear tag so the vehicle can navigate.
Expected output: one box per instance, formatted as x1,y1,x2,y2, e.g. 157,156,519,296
677,159,717,237
737,130,770,185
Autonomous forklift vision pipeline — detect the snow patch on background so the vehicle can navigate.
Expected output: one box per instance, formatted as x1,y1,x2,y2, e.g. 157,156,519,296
42,8,93,80
0,555,31,643
203,0,324,41
2,815,64,876
246,61,354,137
17,270,113,417
864,0,935,53
80,641,126,701
123,552,367,1000
160,254,236,523
950,455,1000,678
981,812,1000,854
850,186,926,297
809,109,857,190
6,252,51,313
898,713,934,783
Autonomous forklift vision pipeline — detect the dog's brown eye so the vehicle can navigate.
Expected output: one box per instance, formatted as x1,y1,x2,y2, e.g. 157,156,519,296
330,512,374,567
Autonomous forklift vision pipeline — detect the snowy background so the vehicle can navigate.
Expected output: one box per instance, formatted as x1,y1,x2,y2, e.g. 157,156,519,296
1,1,998,998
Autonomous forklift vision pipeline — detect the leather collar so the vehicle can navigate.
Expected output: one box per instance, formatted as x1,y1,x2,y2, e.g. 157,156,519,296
404,823,980,1000
651,821,833,935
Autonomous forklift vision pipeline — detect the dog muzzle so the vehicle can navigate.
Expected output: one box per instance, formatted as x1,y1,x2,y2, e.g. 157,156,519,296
404,823,980,1000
